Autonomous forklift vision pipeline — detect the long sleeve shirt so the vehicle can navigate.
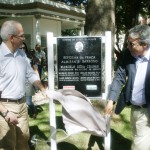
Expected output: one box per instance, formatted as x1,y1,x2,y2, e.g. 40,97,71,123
0,42,39,99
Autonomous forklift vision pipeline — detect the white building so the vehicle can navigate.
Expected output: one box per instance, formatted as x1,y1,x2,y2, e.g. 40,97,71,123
0,0,86,48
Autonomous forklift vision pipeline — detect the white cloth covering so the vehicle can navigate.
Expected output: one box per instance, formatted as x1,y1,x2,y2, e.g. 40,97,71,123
46,89,110,137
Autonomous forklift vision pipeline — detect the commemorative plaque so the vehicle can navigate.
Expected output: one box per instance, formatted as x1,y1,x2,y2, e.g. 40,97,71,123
57,37,102,97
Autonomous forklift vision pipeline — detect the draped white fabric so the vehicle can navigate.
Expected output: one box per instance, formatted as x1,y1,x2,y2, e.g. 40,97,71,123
46,89,110,137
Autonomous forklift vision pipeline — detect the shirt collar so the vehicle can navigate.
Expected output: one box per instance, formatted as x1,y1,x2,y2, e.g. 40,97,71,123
140,48,150,61
1,42,19,56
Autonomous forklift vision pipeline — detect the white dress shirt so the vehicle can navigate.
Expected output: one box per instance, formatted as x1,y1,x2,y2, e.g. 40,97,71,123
0,42,39,99
131,49,150,105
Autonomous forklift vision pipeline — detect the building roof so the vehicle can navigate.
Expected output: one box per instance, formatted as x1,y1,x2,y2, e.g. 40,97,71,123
0,0,86,29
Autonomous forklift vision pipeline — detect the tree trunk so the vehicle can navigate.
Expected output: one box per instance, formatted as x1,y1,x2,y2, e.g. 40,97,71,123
84,0,115,36
84,0,115,92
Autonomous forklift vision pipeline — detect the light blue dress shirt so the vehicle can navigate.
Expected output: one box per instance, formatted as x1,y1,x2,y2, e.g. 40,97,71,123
131,49,150,105
0,42,39,99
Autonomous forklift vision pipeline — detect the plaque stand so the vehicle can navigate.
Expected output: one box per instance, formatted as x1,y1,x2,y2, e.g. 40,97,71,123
47,31,112,150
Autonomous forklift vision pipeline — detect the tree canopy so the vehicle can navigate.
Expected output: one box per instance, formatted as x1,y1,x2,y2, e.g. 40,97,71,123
61,0,150,35
116,0,150,34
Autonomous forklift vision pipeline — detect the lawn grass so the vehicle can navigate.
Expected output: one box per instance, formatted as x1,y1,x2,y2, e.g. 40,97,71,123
29,102,132,150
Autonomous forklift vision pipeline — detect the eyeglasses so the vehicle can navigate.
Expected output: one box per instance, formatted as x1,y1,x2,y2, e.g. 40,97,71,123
127,40,140,48
21,47,26,49
9,34,25,39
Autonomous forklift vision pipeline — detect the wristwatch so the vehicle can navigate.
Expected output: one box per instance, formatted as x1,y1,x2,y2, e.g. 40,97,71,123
1,110,9,118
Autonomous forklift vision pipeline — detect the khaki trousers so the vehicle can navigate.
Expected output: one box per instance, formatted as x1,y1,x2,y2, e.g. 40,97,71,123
131,106,150,150
0,98,29,150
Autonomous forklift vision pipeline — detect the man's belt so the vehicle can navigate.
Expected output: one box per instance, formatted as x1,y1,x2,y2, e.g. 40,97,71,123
0,97,25,103
132,104,147,109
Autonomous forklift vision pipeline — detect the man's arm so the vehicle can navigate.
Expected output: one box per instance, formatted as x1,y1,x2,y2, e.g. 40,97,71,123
33,80,45,92
33,80,48,98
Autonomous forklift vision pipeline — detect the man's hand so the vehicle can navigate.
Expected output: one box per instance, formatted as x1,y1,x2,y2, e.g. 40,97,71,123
104,100,114,115
5,111,19,125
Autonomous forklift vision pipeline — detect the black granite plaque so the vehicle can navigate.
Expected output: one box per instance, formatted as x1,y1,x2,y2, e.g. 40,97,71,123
57,37,102,97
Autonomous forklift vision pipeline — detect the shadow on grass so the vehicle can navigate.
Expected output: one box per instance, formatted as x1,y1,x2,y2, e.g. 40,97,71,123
55,114,131,150
28,103,132,150
29,118,131,150
87,129,131,150
56,116,65,130
111,129,131,150
28,105,43,118
29,125,49,150
58,142,78,150
55,128,132,150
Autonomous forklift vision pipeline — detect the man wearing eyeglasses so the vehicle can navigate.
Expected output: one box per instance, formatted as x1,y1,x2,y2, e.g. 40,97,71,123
0,20,47,150
105,25,150,150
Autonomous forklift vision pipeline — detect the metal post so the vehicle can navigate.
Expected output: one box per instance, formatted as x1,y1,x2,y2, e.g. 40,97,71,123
47,32,57,150
104,31,112,98
104,31,112,150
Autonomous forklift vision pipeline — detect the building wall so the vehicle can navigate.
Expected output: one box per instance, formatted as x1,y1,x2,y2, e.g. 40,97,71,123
0,16,61,49
40,18,61,37
33,17,61,48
